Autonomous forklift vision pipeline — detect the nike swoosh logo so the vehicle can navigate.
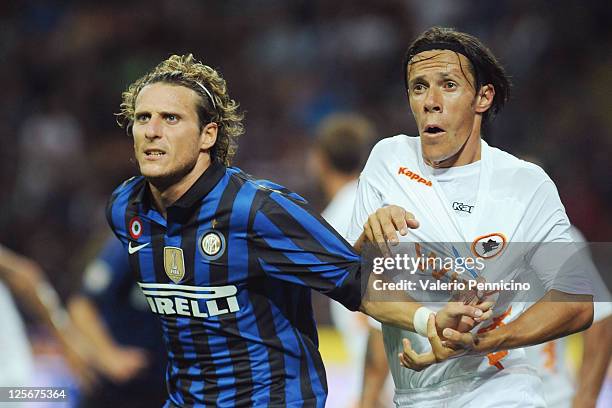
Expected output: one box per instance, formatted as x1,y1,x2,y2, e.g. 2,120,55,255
128,241,150,254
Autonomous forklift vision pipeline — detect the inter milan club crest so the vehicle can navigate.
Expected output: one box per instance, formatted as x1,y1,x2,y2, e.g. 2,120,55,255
199,230,226,261
128,216,143,240
164,247,185,283
471,233,507,259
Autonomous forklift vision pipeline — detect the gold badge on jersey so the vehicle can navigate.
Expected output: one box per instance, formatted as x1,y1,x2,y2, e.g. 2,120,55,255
164,246,185,283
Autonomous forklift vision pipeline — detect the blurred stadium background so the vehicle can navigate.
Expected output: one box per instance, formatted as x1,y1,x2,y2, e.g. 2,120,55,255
0,0,609,406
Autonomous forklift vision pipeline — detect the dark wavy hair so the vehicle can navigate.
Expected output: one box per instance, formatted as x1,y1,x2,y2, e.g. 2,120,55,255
403,27,511,126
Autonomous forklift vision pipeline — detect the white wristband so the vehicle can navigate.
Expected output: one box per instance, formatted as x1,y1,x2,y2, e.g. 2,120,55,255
413,306,435,337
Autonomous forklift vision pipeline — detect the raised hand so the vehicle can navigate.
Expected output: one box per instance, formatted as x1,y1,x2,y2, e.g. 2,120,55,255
356,205,419,256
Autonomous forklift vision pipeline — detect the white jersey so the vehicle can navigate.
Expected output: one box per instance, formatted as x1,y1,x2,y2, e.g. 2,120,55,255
523,226,612,408
347,135,592,406
322,179,358,237
0,281,34,386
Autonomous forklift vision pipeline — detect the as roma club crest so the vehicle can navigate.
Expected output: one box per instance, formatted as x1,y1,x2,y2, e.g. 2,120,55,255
164,246,185,283
199,230,226,261
471,233,507,259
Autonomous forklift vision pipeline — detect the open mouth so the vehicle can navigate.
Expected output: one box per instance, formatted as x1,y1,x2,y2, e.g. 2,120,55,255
144,149,166,159
424,125,445,135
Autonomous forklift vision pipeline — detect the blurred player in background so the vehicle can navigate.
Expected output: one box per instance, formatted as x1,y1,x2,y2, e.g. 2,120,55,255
0,244,94,389
517,155,612,408
350,26,594,407
107,54,489,407
523,226,612,408
68,235,167,408
309,113,392,407
310,113,375,237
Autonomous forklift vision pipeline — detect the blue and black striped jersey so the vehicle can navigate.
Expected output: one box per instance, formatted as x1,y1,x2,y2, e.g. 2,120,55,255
106,161,365,407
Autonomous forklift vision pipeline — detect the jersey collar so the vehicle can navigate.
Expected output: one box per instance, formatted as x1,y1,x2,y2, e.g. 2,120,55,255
129,161,226,217
171,160,226,209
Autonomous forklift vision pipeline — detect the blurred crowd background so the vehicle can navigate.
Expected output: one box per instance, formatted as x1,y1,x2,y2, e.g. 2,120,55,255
0,0,609,331
0,1,610,406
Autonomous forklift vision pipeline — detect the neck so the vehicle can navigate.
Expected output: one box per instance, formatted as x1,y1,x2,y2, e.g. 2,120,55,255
425,122,482,169
148,156,212,218
322,171,357,202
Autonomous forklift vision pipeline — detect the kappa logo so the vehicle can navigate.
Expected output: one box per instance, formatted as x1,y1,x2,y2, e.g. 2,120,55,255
199,230,226,261
471,233,507,259
397,167,432,187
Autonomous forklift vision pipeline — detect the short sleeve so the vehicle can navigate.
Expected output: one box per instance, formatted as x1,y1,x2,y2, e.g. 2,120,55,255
524,181,593,296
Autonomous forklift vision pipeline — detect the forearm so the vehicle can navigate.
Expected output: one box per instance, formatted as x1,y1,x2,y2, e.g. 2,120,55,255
68,296,118,358
1,264,71,335
574,316,612,404
474,290,593,354
359,270,420,331
361,299,419,332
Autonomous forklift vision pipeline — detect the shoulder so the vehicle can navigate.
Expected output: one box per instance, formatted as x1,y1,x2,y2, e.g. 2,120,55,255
363,134,418,173
109,176,146,204
487,145,553,191
106,176,145,232
360,135,420,191
369,134,419,158
227,167,308,207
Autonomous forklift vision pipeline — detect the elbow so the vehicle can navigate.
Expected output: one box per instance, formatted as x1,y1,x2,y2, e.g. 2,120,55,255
359,299,386,326
359,297,372,316
574,301,594,333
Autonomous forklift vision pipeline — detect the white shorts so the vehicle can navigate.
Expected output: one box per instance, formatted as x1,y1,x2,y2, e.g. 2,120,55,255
393,366,546,408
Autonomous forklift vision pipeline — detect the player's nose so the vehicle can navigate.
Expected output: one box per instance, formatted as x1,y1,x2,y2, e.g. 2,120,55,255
144,115,163,140
424,88,442,113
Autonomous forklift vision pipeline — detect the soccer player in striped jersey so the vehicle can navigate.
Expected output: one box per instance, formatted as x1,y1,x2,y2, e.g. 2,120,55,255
107,54,489,407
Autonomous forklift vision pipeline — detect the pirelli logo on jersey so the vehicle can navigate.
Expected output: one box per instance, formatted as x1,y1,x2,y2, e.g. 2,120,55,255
138,282,240,318
398,167,432,187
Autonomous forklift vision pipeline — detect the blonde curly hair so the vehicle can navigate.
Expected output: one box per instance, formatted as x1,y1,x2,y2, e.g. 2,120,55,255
117,54,244,166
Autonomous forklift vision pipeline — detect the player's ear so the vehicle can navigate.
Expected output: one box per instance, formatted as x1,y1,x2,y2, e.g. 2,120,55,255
200,122,218,151
475,84,495,114
126,121,134,138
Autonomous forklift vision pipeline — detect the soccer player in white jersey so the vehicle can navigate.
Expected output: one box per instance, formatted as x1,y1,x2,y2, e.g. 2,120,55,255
347,27,594,407
523,226,612,408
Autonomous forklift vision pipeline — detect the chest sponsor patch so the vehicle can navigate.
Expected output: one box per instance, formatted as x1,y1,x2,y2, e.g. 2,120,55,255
397,167,432,187
138,282,240,318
